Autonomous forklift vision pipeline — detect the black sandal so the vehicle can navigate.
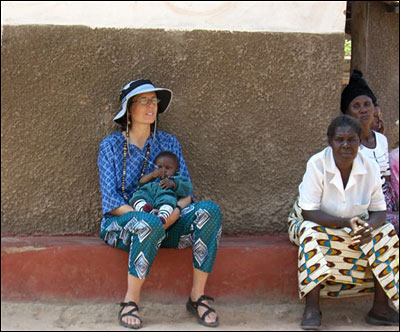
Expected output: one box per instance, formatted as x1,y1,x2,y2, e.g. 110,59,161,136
300,308,322,330
366,308,399,326
118,301,142,329
186,295,219,328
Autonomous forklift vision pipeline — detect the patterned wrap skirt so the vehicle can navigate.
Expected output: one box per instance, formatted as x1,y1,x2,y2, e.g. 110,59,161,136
288,199,399,310
100,200,222,279
383,181,399,235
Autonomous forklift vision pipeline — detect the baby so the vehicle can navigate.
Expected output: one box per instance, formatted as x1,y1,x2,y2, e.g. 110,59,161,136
129,151,193,225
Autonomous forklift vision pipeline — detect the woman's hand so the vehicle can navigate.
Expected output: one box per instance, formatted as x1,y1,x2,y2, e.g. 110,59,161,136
163,208,180,230
177,195,192,210
349,217,374,245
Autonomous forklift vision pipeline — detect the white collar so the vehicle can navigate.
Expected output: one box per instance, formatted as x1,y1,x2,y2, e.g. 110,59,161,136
325,147,368,193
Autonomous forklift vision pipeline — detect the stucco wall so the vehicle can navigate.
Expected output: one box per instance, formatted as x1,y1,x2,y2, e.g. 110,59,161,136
1,25,344,235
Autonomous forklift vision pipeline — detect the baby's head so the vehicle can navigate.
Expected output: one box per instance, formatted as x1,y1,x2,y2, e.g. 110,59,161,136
154,151,179,179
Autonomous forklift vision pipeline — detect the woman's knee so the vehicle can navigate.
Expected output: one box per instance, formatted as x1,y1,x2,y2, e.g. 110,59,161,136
143,214,165,234
195,200,222,229
127,212,166,242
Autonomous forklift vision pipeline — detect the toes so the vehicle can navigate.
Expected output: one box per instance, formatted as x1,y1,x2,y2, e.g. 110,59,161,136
123,316,140,325
205,312,217,324
121,306,140,326
201,308,217,324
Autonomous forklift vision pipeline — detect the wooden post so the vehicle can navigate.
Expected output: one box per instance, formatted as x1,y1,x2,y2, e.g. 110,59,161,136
350,1,369,75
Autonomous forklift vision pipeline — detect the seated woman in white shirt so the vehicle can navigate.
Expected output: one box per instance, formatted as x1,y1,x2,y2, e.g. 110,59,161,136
288,115,399,330
341,70,398,235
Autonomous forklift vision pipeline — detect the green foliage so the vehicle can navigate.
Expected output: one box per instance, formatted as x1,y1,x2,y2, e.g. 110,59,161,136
345,39,352,57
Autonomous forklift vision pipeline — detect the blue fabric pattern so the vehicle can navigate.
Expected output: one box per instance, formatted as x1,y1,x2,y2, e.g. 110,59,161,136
98,130,191,228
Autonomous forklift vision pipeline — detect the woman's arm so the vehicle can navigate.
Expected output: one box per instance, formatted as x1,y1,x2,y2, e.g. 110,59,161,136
303,209,386,246
110,204,134,216
302,209,350,229
98,139,130,216
303,209,385,230
367,210,387,229
110,194,192,220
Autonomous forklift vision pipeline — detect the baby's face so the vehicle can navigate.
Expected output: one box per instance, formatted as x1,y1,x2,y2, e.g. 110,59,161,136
155,156,178,179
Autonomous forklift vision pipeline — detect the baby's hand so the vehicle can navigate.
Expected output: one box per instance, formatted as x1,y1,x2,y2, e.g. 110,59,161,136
152,167,163,178
160,178,175,190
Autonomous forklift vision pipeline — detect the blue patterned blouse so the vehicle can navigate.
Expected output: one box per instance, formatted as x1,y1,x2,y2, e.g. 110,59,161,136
98,130,191,225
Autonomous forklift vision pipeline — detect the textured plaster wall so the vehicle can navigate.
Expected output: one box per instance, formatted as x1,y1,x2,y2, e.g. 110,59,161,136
1,25,344,235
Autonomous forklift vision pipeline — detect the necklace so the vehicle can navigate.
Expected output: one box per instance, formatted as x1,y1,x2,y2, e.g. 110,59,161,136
121,133,151,202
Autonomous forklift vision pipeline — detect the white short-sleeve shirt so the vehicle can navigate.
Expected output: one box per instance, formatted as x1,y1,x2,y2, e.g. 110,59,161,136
359,131,390,185
298,146,386,218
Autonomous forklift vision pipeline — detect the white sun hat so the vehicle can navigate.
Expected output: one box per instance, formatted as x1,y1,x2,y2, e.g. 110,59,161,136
114,79,173,125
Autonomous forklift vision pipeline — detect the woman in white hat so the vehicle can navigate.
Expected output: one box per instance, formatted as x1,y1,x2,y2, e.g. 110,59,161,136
98,79,222,329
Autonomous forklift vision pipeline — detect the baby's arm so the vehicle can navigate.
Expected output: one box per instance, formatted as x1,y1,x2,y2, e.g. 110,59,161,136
173,176,193,197
139,168,162,184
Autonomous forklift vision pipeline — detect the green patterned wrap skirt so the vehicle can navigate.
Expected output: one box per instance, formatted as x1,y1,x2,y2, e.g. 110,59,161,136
100,200,222,279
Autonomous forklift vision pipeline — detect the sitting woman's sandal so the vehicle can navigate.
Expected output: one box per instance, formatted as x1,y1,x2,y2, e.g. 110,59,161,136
366,308,399,326
300,308,322,330
118,301,142,329
186,295,219,328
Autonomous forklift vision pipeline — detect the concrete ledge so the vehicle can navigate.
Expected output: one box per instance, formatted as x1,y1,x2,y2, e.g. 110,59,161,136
1,235,298,303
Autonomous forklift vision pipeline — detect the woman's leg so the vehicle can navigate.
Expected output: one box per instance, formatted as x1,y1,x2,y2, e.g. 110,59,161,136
362,223,399,311
305,285,321,311
383,181,399,235
161,200,222,324
361,223,399,325
190,269,218,324
120,275,145,326
365,276,399,325
372,275,390,314
100,211,166,327
301,285,322,329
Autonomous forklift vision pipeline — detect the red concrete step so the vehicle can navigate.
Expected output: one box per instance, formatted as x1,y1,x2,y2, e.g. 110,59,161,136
1,235,298,302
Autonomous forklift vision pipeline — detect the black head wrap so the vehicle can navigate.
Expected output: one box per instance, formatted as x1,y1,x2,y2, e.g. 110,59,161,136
341,70,377,113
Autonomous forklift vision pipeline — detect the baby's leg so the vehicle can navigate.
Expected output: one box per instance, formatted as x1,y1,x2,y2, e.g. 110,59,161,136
132,199,153,213
158,205,174,225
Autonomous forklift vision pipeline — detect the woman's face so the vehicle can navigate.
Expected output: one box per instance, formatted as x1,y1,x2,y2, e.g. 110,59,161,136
346,95,374,129
329,126,360,165
129,92,158,125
